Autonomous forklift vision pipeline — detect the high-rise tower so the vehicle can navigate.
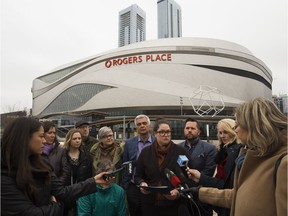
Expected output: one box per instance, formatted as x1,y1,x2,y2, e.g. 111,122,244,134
157,0,182,39
119,4,146,47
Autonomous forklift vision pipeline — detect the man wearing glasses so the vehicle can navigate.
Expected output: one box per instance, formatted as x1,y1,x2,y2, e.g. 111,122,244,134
122,114,155,216
75,120,97,155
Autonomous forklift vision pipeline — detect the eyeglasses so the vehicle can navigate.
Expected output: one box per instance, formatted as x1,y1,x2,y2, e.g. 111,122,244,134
156,130,171,137
102,134,113,139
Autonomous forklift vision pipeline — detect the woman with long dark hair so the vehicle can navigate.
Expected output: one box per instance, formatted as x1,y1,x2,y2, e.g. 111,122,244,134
1,117,108,216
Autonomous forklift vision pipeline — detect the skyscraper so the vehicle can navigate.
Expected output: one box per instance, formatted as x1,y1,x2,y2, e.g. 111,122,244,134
119,4,146,47
157,0,182,39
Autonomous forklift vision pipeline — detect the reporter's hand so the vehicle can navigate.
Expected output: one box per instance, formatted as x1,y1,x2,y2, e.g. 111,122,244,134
139,182,151,195
186,168,201,183
163,189,179,200
50,195,57,203
94,172,113,184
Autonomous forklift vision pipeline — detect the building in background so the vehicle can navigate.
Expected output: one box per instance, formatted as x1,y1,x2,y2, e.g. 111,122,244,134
158,0,182,39
273,94,288,114
119,4,146,47
31,37,273,139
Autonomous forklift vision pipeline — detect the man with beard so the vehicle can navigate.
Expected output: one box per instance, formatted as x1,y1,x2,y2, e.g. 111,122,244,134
179,118,217,216
122,114,155,216
75,120,97,155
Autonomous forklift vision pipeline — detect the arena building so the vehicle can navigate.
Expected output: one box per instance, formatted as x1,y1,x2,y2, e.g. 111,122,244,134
32,37,272,139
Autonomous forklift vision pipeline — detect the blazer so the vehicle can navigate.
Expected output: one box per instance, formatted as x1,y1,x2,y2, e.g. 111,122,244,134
179,139,217,177
122,135,155,189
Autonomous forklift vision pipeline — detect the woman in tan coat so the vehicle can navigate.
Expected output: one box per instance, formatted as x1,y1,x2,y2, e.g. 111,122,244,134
187,97,287,216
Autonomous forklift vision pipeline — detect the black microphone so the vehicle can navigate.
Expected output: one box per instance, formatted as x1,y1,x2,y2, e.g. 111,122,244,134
178,187,199,195
122,160,137,174
164,168,193,199
103,161,137,180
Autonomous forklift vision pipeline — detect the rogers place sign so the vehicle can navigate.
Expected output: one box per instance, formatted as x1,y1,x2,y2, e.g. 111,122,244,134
105,53,172,68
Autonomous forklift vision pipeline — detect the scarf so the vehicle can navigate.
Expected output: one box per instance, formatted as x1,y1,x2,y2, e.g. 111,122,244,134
42,143,55,155
98,142,116,162
154,141,172,204
154,141,172,169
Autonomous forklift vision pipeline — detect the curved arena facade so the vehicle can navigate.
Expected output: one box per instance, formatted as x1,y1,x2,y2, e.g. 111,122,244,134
32,37,272,119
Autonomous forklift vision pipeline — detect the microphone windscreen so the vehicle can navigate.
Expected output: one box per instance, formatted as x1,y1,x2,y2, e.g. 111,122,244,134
177,155,189,167
164,168,175,181
170,175,181,188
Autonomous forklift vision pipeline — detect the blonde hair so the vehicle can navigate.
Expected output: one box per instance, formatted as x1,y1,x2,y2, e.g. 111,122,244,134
216,118,239,149
63,128,82,150
235,97,287,156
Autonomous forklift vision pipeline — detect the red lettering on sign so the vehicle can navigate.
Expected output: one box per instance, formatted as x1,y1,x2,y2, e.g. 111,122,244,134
105,54,172,68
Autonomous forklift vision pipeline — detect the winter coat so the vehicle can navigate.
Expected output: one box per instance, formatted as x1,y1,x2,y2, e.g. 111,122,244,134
83,136,97,156
199,142,242,216
135,141,193,207
60,148,93,216
42,145,65,177
90,142,123,185
1,165,98,216
60,148,92,185
77,183,127,216
199,145,287,216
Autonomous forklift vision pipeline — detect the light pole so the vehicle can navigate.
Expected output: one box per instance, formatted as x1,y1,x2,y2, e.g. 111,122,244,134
123,115,126,140
180,97,183,115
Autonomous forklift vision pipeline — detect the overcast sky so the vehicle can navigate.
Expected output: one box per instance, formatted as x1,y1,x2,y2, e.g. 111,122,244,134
1,0,287,113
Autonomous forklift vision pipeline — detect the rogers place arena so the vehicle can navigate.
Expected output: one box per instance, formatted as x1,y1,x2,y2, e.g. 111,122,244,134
32,37,272,139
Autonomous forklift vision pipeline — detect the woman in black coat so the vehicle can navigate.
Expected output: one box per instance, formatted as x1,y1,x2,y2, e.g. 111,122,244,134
1,117,108,216
60,128,93,216
135,120,194,216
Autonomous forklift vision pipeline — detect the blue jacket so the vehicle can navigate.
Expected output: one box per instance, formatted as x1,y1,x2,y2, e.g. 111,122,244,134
179,138,217,177
77,183,127,216
121,135,155,189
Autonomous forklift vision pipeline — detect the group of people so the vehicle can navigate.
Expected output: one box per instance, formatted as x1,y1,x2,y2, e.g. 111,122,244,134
1,97,287,216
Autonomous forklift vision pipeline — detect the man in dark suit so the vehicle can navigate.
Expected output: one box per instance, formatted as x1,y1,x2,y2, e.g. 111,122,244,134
179,118,217,216
122,114,155,216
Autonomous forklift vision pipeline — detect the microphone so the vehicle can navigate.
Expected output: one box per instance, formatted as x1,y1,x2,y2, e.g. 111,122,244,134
178,187,199,194
177,155,189,167
122,160,137,174
164,168,181,188
103,161,137,180
164,168,193,199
